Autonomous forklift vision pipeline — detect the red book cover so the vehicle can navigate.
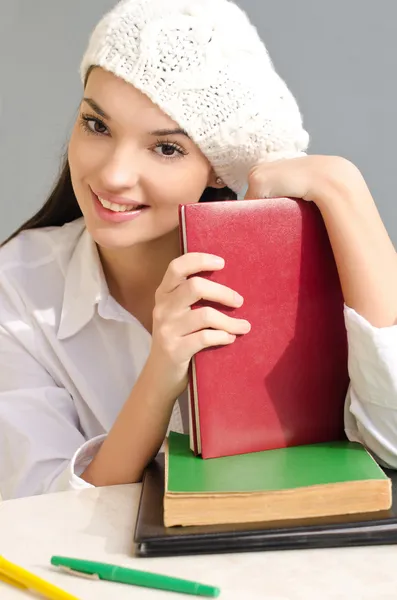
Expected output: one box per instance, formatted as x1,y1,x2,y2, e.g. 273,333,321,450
179,198,349,459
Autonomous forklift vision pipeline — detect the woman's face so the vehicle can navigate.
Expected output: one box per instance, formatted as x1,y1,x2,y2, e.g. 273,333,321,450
68,68,219,249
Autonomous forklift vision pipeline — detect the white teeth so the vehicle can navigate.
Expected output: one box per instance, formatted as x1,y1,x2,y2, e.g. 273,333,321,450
97,196,140,212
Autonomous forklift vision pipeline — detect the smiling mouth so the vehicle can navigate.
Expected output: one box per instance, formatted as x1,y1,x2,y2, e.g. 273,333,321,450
97,195,147,213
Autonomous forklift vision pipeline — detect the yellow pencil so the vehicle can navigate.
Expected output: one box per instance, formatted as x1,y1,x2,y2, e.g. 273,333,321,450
0,556,80,600
0,570,26,589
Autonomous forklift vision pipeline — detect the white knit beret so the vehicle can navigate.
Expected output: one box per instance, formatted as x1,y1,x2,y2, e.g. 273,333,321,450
80,0,309,194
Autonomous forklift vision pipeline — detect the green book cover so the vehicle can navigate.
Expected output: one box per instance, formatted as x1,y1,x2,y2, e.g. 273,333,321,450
167,431,387,494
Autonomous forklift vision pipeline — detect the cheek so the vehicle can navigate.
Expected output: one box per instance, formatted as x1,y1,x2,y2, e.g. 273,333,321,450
151,162,210,207
68,125,103,183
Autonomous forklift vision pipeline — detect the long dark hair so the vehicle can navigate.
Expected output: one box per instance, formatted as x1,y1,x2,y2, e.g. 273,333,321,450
1,153,237,247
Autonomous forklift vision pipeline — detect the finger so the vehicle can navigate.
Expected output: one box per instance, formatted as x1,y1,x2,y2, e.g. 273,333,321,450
171,276,244,311
183,329,237,357
160,253,225,294
177,306,251,337
245,163,273,200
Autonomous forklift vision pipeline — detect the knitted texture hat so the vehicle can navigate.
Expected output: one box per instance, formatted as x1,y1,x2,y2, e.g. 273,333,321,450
80,0,309,194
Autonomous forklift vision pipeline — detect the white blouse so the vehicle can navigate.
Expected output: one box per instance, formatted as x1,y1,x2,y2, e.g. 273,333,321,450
0,218,396,500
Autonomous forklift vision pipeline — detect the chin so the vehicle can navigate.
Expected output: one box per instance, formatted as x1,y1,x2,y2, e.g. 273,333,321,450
86,221,178,250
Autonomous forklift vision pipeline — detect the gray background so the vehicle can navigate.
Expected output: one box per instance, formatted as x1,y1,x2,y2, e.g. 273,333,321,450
1,0,396,242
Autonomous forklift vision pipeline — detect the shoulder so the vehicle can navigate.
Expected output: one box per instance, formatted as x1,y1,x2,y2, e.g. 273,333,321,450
0,218,86,274
0,218,86,319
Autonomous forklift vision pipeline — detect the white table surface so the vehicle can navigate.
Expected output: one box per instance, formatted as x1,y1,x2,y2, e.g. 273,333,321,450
0,483,396,600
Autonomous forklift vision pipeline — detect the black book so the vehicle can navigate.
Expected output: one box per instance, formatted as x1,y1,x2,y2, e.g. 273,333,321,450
134,455,397,558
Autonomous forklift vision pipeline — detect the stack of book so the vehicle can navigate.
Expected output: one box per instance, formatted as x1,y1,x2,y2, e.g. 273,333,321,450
134,199,395,557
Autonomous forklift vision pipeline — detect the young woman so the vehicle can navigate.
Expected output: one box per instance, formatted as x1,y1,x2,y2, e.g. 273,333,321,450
1,0,396,500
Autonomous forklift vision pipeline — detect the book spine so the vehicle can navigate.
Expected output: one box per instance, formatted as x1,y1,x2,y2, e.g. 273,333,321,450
188,362,199,454
178,205,199,455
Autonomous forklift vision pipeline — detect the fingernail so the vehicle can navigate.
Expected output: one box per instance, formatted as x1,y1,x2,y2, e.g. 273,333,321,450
214,257,225,266
243,321,251,332
235,293,244,306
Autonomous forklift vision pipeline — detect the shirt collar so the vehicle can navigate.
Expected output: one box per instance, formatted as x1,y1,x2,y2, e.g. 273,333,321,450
57,225,107,341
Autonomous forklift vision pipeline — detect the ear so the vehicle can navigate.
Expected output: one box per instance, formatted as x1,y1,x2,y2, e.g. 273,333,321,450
208,171,226,189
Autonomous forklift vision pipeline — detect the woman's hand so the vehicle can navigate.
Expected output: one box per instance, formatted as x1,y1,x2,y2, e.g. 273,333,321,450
82,252,251,487
245,154,366,207
146,252,251,403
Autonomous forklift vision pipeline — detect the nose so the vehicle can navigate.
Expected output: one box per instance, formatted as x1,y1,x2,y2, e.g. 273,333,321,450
97,143,140,191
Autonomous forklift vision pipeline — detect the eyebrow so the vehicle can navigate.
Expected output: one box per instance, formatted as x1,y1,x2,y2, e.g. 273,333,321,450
82,97,190,138
149,128,190,138
83,97,109,119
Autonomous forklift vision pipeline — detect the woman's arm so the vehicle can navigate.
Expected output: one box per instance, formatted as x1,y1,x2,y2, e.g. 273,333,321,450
309,157,397,328
245,155,397,467
80,357,176,486
81,252,250,487
0,305,92,500
245,155,397,328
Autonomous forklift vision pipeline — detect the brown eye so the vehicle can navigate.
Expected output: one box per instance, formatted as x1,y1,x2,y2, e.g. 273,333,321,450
92,120,107,134
153,141,186,159
161,144,178,156
81,115,109,136
87,119,108,134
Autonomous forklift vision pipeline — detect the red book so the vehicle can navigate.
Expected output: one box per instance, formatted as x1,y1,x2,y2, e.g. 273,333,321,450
179,198,349,459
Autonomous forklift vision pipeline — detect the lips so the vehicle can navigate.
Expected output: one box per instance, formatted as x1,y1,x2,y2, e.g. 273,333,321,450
90,189,149,223
97,195,145,213
92,189,146,211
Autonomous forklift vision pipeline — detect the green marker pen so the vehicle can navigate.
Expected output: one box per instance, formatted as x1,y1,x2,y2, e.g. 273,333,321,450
51,556,220,597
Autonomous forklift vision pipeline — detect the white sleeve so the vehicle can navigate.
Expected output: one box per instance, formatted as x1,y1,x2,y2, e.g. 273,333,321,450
0,286,104,500
46,435,107,494
344,305,397,468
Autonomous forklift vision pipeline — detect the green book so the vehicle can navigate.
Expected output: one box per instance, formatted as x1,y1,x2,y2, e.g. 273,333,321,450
164,432,391,527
